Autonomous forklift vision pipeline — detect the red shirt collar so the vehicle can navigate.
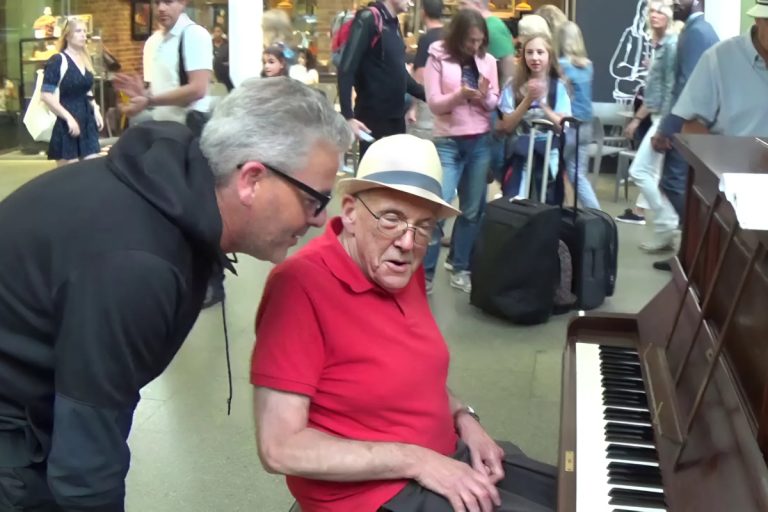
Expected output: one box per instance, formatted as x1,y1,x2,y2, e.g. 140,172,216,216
317,217,377,294
316,217,424,297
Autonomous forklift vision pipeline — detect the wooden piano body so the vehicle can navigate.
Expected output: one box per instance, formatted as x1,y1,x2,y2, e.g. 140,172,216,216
558,135,768,511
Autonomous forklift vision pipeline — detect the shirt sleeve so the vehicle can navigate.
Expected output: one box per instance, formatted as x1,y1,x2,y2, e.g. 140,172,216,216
414,34,431,70
499,82,516,114
671,49,719,128
487,18,515,59
48,251,181,510
251,265,325,397
424,52,464,115
42,53,63,94
182,25,213,72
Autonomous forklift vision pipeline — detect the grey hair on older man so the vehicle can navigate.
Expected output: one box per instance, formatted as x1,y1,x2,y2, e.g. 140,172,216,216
200,77,353,183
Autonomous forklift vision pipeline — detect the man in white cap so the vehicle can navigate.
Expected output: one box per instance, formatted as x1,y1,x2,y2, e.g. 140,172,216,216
250,134,556,512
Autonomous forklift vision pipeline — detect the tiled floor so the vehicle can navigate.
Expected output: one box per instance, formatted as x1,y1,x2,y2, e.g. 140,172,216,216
0,158,671,511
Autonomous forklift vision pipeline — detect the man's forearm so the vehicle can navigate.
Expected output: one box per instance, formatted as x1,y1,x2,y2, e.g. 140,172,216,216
148,84,204,108
260,427,425,482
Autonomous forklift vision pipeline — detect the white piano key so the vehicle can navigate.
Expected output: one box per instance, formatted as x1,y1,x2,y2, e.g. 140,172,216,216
575,343,668,512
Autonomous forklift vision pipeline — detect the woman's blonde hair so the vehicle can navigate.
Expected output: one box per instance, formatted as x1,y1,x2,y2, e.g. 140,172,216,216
536,5,568,53
558,21,590,69
647,0,676,35
56,18,94,73
517,14,551,40
513,34,562,104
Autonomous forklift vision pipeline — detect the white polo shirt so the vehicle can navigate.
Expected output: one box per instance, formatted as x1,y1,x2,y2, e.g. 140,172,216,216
672,27,768,136
146,13,213,123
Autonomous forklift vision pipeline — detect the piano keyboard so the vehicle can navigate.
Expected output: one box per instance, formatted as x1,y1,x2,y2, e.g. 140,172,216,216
575,343,668,512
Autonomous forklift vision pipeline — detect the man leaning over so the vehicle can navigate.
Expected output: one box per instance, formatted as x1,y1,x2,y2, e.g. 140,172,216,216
0,78,351,511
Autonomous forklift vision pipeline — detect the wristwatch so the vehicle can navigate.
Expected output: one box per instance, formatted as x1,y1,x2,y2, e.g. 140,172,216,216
454,405,480,423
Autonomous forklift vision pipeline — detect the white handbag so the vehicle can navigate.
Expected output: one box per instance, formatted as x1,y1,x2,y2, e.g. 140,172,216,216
23,53,68,142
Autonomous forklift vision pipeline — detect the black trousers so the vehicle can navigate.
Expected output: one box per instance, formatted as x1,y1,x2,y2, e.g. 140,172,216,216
357,115,406,160
381,441,557,512
0,464,62,511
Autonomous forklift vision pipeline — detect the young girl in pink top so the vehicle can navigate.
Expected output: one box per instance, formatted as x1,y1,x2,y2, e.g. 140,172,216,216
423,9,499,294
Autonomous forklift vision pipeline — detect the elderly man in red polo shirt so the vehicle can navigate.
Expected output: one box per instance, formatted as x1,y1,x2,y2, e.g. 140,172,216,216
250,134,557,512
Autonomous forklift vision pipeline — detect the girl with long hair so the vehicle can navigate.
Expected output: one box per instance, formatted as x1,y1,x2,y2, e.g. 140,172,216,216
40,18,102,165
558,21,600,209
497,34,572,199
423,8,499,294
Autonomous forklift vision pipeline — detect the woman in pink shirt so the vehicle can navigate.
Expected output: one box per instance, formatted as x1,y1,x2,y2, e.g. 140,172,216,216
423,9,499,294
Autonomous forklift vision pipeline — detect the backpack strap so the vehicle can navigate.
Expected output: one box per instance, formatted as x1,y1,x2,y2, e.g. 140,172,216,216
547,76,558,111
368,5,383,48
178,25,192,86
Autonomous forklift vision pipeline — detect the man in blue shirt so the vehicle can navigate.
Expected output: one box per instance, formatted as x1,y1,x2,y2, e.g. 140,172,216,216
650,0,718,269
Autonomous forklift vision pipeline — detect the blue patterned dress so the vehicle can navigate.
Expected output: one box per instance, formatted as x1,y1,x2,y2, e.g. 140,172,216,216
42,52,100,160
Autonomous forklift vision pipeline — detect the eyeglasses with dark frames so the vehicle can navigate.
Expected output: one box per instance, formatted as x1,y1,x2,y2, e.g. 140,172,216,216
356,196,440,247
238,161,331,216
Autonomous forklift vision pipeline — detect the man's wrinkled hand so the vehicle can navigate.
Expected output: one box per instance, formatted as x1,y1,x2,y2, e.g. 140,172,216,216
414,448,501,512
651,134,672,152
457,414,505,484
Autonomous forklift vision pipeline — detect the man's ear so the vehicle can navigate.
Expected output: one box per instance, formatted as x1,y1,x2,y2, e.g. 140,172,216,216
235,162,270,207
339,194,358,230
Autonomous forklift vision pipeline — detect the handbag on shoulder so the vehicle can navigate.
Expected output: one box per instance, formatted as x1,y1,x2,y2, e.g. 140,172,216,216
23,54,68,142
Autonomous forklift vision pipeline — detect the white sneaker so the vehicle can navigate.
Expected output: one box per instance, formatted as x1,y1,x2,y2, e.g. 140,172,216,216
443,260,454,272
425,278,434,296
450,271,472,293
639,232,675,253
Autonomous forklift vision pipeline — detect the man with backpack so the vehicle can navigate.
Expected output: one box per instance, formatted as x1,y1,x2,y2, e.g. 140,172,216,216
113,0,212,125
337,0,426,157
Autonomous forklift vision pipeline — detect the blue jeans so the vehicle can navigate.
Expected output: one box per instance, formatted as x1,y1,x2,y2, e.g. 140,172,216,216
660,146,688,222
424,134,491,279
563,124,600,209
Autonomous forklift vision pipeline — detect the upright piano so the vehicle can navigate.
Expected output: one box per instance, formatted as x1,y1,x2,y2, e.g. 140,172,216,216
558,135,768,512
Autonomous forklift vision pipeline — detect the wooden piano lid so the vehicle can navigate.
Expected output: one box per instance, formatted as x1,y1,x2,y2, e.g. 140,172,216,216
676,135,768,178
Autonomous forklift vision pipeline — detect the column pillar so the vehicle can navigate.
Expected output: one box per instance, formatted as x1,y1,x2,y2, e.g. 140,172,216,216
704,0,741,40
229,0,263,86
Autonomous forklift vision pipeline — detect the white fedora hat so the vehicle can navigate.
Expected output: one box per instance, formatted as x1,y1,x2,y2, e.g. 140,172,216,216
748,0,768,18
337,134,460,219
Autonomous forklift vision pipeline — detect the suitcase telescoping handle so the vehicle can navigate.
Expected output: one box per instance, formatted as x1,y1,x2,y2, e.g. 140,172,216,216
526,119,557,202
559,116,583,218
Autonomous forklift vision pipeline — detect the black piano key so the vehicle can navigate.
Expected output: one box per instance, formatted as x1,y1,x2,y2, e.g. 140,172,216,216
601,361,642,372
601,366,642,377
603,377,646,391
607,444,659,463
608,488,667,508
605,407,652,423
601,352,642,363
608,461,662,474
599,345,638,354
604,394,649,409
602,371,644,382
606,423,655,436
608,470,663,487
608,476,664,490
606,433,656,446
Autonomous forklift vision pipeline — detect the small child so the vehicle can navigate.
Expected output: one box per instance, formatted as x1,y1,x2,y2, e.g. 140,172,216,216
261,45,289,78
289,48,319,85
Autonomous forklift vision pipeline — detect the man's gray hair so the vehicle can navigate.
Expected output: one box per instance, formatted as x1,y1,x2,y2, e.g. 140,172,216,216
200,77,353,182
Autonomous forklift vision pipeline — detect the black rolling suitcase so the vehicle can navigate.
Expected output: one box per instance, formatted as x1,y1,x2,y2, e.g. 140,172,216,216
558,117,618,309
470,121,561,325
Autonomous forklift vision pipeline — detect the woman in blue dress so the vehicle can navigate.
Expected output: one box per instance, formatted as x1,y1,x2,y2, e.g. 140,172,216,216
41,18,102,166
